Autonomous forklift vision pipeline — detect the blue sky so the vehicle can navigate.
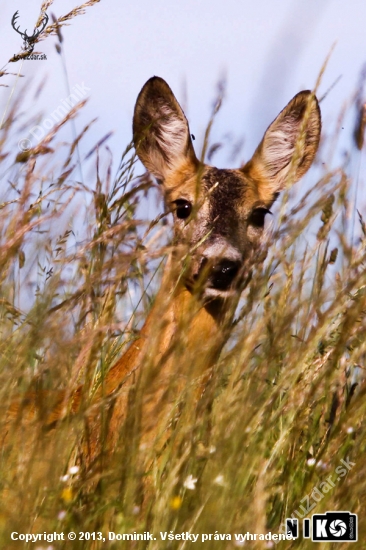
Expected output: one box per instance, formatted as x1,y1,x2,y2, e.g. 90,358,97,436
1,0,365,200
1,0,366,309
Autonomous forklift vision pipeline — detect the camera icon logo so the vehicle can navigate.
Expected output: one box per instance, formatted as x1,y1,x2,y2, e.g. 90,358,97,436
312,512,357,542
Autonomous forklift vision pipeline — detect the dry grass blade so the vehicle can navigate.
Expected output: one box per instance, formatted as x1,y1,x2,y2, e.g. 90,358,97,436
0,22,366,549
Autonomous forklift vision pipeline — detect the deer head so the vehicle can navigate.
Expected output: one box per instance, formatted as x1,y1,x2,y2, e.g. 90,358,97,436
133,77,321,305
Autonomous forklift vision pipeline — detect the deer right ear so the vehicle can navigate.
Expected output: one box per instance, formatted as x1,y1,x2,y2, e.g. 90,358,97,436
243,90,321,203
133,77,197,181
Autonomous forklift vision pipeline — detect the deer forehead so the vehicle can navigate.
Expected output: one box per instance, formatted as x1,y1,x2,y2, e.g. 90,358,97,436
164,163,263,218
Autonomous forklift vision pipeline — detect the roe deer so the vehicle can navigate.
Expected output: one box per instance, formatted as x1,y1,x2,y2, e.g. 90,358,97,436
4,77,321,475
81,76,321,468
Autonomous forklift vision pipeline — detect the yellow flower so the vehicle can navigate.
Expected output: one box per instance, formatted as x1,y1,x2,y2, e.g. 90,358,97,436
170,496,182,510
61,487,73,503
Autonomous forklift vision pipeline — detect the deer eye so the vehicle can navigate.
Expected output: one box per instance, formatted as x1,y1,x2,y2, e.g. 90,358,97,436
173,199,192,220
248,207,271,229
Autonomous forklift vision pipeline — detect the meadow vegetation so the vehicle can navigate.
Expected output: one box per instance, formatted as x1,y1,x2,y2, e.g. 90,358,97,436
1,3,366,548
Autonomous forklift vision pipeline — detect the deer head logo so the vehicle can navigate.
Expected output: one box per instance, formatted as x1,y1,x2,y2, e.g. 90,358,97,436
11,11,49,56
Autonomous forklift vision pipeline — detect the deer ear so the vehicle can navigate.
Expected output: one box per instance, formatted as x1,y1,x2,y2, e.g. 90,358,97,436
133,77,197,181
243,91,321,202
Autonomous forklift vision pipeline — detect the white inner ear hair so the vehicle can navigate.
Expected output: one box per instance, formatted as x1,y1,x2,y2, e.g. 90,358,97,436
155,105,189,169
263,118,300,178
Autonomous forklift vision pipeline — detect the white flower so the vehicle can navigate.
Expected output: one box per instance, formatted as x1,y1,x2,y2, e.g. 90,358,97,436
316,460,327,470
69,465,79,475
60,474,69,482
183,474,197,490
307,458,316,467
214,474,226,486
57,510,66,520
347,427,354,434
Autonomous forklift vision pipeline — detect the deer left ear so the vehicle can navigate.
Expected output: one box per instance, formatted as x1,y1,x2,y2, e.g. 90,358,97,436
243,91,321,202
133,76,197,181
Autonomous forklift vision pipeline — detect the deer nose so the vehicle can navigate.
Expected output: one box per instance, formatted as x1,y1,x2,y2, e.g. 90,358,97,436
193,257,242,292
209,259,241,290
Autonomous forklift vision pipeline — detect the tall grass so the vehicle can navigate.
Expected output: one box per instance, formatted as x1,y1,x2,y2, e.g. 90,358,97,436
1,6,366,549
